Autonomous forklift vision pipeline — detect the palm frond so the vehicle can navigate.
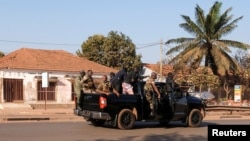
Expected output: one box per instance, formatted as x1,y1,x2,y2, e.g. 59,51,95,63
213,40,232,52
195,5,206,29
166,38,197,55
180,15,203,36
219,39,250,50
218,16,243,37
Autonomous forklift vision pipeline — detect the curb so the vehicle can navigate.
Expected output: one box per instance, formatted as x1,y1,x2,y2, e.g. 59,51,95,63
0,114,84,122
3,117,50,121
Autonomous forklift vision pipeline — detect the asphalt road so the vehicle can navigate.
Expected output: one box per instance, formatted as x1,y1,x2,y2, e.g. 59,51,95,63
0,119,249,141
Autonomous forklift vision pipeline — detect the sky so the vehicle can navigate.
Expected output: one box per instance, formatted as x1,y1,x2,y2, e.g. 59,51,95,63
0,0,249,64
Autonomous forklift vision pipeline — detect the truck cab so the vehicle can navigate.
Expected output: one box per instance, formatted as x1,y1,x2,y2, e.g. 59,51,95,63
74,82,206,130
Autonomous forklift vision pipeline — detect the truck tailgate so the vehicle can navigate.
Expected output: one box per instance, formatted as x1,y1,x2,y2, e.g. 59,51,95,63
81,93,102,111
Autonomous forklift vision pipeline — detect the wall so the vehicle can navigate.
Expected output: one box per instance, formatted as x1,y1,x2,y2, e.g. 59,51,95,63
0,69,74,104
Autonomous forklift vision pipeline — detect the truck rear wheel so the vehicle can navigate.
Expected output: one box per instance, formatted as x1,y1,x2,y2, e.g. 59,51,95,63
117,109,135,130
187,109,203,127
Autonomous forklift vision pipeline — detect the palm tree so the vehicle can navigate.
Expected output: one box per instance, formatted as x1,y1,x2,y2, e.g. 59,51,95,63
165,1,250,76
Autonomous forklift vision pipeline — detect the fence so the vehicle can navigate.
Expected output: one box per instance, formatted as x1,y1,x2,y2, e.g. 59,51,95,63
206,105,250,115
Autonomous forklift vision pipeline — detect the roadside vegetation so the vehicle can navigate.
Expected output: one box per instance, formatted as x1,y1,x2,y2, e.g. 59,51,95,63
75,1,250,105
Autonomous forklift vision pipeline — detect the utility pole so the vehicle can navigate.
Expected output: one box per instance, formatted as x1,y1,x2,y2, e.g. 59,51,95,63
160,38,163,82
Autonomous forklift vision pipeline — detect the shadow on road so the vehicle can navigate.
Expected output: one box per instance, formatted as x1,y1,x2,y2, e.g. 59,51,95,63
87,120,219,130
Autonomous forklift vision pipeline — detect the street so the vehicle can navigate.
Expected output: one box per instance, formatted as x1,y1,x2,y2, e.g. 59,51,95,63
0,119,249,141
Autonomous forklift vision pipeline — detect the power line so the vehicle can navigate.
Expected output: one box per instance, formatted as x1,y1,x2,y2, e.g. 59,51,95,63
136,41,168,49
136,43,161,49
0,39,167,49
0,39,80,46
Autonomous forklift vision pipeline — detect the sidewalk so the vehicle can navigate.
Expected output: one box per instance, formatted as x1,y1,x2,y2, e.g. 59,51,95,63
204,110,250,120
1,107,250,122
0,107,83,122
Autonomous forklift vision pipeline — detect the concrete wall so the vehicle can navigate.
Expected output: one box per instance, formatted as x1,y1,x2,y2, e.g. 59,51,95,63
0,70,77,104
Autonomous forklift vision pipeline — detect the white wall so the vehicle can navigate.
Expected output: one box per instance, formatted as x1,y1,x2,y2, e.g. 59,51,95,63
0,70,76,104
141,66,166,82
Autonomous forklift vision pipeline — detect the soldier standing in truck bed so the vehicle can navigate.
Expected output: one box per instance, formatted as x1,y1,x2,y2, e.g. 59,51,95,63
96,75,112,95
74,70,86,110
144,72,161,116
83,70,96,93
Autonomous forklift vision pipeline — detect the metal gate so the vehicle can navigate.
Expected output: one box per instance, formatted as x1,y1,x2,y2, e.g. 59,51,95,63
3,78,23,102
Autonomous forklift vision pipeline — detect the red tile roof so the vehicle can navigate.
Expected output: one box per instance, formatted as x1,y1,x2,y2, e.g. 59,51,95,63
0,48,118,73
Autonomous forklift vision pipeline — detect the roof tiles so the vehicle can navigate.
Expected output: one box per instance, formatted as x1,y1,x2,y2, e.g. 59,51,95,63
0,48,118,73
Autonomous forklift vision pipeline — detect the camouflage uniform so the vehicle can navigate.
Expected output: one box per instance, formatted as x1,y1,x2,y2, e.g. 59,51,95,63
97,80,111,94
144,78,155,110
83,75,96,93
74,72,85,104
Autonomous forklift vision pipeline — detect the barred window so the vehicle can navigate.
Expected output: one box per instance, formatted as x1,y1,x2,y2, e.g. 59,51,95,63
37,81,56,101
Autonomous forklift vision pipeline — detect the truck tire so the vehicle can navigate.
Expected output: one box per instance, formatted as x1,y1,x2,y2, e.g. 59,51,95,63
90,119,106,126
117,109,135,130
187,109,203,127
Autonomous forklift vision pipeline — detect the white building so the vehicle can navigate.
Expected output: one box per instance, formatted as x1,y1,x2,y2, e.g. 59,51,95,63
0,48,118,108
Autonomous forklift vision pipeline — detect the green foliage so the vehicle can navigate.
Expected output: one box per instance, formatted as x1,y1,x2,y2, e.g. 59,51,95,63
76,31,142,70
176,67,220,91
0,51,4,57
165,1,250,76
189,69,220,91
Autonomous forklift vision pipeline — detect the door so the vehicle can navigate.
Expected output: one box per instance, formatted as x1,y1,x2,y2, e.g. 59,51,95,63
3,78,23,102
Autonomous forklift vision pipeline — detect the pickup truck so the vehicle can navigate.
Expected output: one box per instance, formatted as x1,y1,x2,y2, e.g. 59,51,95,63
74,82,206,130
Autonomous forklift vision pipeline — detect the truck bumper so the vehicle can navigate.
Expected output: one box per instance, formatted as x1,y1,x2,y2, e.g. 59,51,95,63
74,109,112,120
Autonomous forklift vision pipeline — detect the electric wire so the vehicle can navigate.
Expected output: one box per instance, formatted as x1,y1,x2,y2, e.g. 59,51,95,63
0,39,167,49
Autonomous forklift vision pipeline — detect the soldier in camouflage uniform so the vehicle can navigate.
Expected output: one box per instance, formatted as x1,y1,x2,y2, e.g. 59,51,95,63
74,70,86,109
144,72,161,116
83,70,96,93
96,75,111,95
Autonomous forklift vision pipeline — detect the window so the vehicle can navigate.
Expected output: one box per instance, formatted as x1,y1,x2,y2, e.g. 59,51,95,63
37,81,56,101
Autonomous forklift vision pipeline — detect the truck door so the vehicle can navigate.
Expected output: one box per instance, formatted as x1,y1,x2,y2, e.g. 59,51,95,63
171,91,188,120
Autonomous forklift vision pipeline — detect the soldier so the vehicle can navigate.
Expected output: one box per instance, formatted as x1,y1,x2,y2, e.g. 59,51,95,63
144,72,161,116
128,67,149,94
74,70,86,110
83,70,96,93
109,72,115,92
96,75,111,95
111,67,127,96
109,72,115,82
165,72,179,93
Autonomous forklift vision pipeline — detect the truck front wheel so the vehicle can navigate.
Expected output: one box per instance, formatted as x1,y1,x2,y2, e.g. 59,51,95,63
117,109,135,130
187,109,203,127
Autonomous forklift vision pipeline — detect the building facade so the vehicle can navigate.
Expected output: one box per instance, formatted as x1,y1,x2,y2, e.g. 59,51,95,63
0,48,118,105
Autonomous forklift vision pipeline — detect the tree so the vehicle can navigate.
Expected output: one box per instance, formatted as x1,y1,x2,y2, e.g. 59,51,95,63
76,31,142,70
234,49,250,69
76,34,106,64
0,51,4,57
165,1,250,76
175,67,220,92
